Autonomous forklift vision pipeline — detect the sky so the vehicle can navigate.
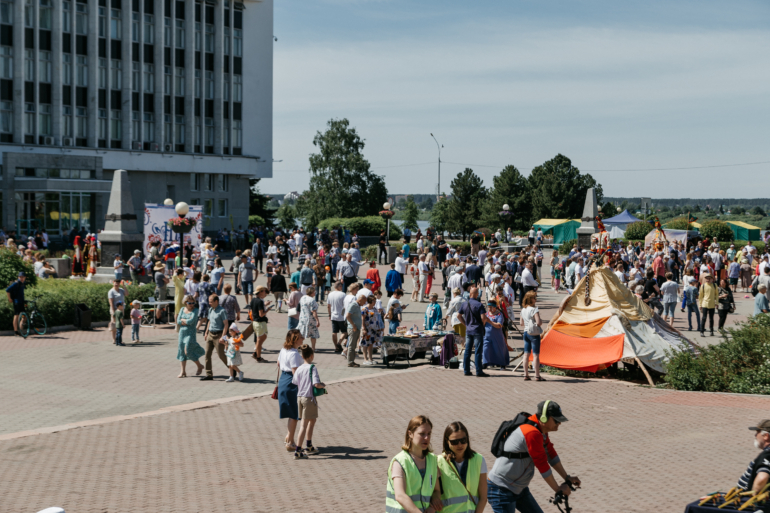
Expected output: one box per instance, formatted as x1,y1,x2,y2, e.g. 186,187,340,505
264,0,770,199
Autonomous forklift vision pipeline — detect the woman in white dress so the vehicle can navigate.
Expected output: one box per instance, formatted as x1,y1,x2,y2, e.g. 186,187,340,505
297,286,320,350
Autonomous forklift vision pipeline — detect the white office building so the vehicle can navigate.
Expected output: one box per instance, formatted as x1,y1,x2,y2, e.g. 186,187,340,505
0,0,273,237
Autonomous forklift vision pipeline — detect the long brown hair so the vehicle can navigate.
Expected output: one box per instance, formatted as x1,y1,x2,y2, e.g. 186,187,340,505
284,329,303,349
442,421,476,462
401,415,433,457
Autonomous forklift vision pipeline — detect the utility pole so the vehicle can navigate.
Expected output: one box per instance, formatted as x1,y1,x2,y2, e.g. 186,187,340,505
430,133,443,201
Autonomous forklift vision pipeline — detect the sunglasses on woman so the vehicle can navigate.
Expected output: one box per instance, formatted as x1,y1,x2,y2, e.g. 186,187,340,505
448,437,468,446
186,301,195,305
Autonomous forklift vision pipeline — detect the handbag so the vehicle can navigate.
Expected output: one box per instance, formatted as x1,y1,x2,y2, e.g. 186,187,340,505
271,367,279,400
309,364,327,397
288,307,297,317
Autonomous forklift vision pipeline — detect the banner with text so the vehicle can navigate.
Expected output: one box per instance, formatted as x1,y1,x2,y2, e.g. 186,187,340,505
143,203,203,252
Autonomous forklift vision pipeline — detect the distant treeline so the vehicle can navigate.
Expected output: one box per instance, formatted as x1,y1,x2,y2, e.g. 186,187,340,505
605,198,770,209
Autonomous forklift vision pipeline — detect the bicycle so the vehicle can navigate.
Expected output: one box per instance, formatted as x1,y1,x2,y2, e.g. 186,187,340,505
18,296,48,338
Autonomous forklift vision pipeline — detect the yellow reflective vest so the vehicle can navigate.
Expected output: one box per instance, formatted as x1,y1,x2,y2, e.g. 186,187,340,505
386,450,438,512
437,453,482,513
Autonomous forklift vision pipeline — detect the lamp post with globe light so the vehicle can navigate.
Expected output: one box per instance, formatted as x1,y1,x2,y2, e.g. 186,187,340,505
380,202,394,246
499,203,513,241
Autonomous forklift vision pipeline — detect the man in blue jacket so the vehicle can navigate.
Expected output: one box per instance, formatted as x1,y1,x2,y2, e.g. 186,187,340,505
385,263,402,297
6,272,27,336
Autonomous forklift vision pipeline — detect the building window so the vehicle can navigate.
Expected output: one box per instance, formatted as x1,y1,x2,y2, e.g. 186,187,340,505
175,19,184,48
224,27,230,55
205,117,213,146
98,6,106,38
131,111,140,141
39,0,52,30
144,14,154,44
203,173,212,191
217,199,227,217
164,66,171,95
174,115,184,144
98,109,107,139
0,47,11,80
203,198,213,218
0,101,12,135
24,103,35,134
144,63,154,93
195,117,201,145
190,173,201,191
111,110,121,140
233,120,242,148
194,22,201,51
233,74,242,102
132,12,139,42
217,174,228,192
223,74,229,101
194,70,201,98
233,29,242,57
63,106,72,137
25,49,34,81
174,67,184,96
99,58,107,89
111,60,121,90
164,17,171,46
0,0,13,24
222,120,230,147
63,54,72,85
132,62,140,91
39,104,51,135
205,71,214,99
143,112,154,141
76,3,88,35
76,107,87,137
110,9,121,39
24,0,32,28
74,107,87,138
164,114,172,144
77,56,88,86
38,51,51,83
205,24,214,52
62,2,71,32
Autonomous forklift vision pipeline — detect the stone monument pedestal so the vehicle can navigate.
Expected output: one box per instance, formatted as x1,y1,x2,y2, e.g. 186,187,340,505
577,187,599,250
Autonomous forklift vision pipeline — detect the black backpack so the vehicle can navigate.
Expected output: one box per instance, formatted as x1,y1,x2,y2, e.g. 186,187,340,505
490,412,538,459
751,278,759,297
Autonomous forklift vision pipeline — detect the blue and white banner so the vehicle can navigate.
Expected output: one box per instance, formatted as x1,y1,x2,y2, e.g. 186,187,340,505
143,203,203,252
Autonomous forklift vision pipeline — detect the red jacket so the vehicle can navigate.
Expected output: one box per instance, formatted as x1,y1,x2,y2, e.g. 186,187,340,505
520,414,559,475
366,268,381,290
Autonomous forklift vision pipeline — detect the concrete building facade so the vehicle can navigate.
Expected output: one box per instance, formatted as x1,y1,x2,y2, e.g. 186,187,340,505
0,0,272,238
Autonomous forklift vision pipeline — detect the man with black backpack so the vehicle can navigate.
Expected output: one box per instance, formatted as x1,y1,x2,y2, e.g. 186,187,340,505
487,401,581,512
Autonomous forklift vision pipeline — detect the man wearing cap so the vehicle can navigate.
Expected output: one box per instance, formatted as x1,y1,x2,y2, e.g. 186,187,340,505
738,420,770,493
6,272,27,336
128,249,143,284
357,279,374,300
487,401,581,512
366,260,381,292
108,279,128,344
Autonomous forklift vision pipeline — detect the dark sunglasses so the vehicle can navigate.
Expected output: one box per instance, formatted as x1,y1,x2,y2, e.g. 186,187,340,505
185,301,195,305
448,437,468,446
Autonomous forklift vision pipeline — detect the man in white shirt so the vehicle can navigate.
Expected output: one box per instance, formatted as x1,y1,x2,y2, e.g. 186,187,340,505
294,231,304,255
575,259,585,282
287,238,296,264
447,265,467,291
478,248,488,267
394,251,408,281
416,236,424,253
357,279,374,300
326,281,347,352
519,261,539,306
418,254,430,302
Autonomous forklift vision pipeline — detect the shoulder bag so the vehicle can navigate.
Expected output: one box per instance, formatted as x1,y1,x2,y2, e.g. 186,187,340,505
271,366,279,400
309,364,327,397
525,308,543,336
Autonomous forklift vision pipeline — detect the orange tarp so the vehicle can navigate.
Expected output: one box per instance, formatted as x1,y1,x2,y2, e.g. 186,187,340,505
531,330,625,373
551,317,610,338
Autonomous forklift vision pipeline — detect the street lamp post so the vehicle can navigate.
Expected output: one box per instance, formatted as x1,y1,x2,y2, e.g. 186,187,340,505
383,202,391,245
430,133,443,201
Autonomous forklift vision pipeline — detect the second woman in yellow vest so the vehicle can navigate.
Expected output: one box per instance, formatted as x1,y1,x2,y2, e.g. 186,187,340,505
438,421,488,513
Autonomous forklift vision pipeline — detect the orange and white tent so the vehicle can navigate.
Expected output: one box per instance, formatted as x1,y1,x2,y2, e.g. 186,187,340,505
534,267,696,374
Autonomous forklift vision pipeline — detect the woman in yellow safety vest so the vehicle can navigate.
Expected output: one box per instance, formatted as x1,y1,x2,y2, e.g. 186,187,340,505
437,421,488,513
386,415,442,513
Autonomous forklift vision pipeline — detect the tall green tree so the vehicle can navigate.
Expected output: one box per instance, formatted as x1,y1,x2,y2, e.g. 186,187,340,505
248,178,276,226
276,203,297,230
480,165,531,231
300,118,388,228
430,196,452,236
528,154,603,221
401,196,420,231
420,196,435,211
448,168,487,241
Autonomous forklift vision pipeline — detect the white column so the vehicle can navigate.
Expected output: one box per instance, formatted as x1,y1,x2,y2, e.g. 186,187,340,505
213,0,223,154
52,0,63,143
153,0,163,148
121,2,131,149
11,0,23,143
183,0,194,153
86,0,98,147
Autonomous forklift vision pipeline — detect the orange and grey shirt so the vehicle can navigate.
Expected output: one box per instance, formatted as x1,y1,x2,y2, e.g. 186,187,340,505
487,415,560,494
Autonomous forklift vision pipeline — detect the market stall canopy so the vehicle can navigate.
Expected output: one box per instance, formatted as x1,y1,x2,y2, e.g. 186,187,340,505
725,221,761,241
644,229,699,247
602,209,640,229
532,219,580,246
608,225,625,239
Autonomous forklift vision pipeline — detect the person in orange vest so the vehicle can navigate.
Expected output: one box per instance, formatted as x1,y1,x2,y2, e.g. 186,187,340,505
366,260,381,292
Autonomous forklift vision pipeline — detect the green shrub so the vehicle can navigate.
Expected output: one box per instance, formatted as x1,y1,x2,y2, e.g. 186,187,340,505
0,279,156,331
624,221,654,240
317,216,402,240
700,219,734,242
361,240,474,261
559,238,577,250
0,249,38,289
248,215,266,227
665,217,691,230
664,315,770,394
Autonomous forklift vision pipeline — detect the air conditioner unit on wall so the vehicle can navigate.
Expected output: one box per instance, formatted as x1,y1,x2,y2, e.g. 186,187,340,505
151,143,160,151
132,141,142,150
63,138,74,146
44,136,54,145
164,143,172,152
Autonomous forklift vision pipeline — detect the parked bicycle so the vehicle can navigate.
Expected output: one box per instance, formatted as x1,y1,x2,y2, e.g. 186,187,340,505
18,296,48,338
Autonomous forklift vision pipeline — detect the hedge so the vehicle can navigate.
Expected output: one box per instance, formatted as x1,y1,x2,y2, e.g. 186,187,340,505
0,249,38,289
317,216,402,240
0,279,156,331
362,240,474,261
700,219,735,242
624,221,654,240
